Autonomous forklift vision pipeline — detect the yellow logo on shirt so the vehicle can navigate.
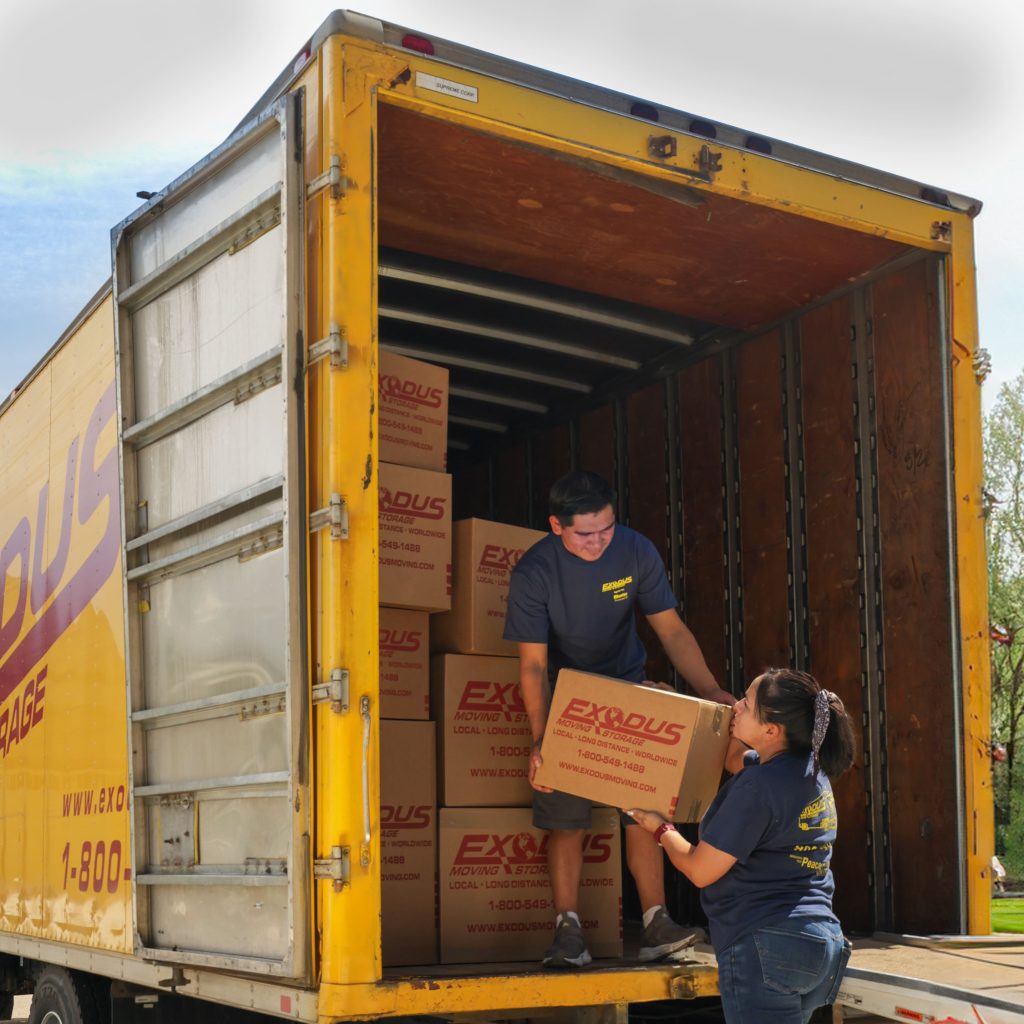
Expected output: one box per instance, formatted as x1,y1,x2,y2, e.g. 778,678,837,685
797,792,837,832
788,842,832,876
602,576,633,593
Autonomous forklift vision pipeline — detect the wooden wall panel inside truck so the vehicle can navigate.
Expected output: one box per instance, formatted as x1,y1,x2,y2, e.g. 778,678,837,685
0,11,992,1023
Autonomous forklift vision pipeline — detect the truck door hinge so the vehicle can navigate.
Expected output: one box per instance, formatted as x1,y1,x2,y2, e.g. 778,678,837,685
973,347,992,383
306,155,352,200
309,493,349,539
313,845,351,891
697,144,722,178
307,323,348,370
312,668,350,713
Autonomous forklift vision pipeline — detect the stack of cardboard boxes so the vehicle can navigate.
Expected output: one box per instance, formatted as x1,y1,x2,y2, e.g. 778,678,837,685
378,351,449,967
378,351,624,967
431,519,625,964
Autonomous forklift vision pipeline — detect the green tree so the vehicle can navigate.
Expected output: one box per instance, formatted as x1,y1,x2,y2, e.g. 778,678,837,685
985,372,1024,869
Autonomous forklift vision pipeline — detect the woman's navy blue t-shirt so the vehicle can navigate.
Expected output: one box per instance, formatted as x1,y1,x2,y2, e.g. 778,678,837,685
502,526,676,682
699,751,839,953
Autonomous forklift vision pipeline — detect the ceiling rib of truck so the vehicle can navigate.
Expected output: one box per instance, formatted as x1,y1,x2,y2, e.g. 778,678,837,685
377,103,911,455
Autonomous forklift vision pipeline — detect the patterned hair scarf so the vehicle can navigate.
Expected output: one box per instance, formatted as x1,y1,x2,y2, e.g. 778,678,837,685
811,690,836,765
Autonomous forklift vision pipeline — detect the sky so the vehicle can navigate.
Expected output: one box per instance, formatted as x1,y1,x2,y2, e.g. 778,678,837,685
1,0,1020,410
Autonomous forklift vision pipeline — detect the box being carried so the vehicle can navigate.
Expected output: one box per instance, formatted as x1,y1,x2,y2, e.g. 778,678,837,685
431,654,532,807
534,669,732,822
379,350,448,471
379,462,452,612
431,518,546,657
439,807,621,964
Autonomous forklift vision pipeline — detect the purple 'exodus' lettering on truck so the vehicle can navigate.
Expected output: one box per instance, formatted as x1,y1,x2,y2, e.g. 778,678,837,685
0,519,30,656
0,383,120,702
31,436,79,613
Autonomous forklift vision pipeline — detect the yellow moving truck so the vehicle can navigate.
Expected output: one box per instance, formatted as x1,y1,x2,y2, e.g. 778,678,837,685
0,11,991,1023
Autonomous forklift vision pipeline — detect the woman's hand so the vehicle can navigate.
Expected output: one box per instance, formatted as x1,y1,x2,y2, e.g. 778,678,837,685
624,808,667,833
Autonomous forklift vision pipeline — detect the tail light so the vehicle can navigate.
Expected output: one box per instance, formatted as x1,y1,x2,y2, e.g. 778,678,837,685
402,34,435,55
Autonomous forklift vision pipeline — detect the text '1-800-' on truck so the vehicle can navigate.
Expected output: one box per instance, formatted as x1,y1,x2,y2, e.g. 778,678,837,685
0,10,998,1024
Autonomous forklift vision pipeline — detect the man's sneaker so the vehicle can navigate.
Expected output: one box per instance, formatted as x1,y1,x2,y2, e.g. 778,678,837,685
637,908,707,962
542,916,592,968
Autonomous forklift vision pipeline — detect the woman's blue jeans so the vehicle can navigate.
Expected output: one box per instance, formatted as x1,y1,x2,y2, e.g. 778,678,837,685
716,917,851,1024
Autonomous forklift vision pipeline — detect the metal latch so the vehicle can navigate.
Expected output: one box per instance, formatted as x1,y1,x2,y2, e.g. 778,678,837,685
312,668,350,713
309,493,349,539
308,323,348,369
306,155,352,200
648,134,677,159
697,144,722,177
313,845,351,891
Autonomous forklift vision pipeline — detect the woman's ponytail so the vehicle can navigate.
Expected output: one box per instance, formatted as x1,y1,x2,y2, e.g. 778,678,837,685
815,689,856,778
756,669,856,779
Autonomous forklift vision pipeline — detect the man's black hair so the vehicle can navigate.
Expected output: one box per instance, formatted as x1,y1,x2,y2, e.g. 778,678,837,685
549,470,615,527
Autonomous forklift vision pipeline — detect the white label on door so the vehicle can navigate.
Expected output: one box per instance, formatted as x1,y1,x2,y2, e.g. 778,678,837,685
415,72,478,103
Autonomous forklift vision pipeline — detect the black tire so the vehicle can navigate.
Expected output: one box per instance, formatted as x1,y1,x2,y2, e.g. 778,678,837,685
1,992,14,1021
28,967,104,1024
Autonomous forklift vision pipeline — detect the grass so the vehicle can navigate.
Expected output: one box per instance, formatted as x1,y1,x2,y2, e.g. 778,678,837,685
992,898,1024,933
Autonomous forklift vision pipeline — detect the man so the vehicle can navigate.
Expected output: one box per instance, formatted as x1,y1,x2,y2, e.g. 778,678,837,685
504,470,736,968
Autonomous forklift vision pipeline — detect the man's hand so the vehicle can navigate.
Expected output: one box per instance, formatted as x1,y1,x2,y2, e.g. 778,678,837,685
623,808,667,833
528,741,554,793
641,679,676,693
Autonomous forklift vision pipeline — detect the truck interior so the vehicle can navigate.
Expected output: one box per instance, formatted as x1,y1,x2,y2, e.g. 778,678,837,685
373,97,962,960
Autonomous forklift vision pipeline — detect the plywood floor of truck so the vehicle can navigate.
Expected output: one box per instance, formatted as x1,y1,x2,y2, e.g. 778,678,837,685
383,923,717,980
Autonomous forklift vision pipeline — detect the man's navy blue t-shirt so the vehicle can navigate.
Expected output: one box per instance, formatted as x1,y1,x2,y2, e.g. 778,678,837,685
698,751,839,953
502,526,676,682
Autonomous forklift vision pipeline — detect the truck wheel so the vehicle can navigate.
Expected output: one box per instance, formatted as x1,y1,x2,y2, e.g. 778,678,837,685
1,992,14,1019
28,967,103,1024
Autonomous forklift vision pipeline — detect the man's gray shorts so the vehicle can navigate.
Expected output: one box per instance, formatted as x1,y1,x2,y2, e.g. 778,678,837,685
533,789,636,831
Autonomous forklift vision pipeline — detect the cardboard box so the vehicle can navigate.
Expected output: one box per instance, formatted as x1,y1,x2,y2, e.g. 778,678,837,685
431,518,546,656
379,607,430,720
432,655,533,807
534,669,732,822
439,807,622,964
379,462,452,613
381,721,438,966
379,350,448,471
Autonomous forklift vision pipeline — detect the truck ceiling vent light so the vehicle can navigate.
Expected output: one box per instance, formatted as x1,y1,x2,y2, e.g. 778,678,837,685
745,135,772,155
630,101,659,122
402,34,435,55
688,119,717,139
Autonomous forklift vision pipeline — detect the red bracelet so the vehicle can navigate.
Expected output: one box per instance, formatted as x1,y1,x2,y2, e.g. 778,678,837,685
653,822,677,846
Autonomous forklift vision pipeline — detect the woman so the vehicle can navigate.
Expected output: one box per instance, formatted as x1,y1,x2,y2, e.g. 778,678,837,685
627,668,855,1024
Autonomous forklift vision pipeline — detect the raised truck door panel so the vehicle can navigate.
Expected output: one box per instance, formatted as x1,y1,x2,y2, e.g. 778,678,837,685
112,97,309,976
